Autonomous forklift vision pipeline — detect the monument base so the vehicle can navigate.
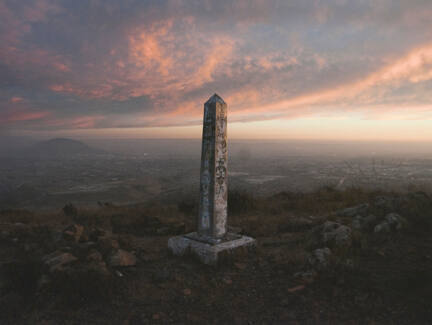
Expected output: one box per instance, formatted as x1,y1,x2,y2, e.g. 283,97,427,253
168,232,256,265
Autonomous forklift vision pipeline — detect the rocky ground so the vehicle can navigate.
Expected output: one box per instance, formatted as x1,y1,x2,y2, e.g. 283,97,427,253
0,187,431,324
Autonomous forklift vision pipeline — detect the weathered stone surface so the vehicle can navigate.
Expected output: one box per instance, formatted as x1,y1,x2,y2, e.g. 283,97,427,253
63,224,84,242
321,221,352,247
352,214,377,231
168,94,255,264
198,94,228,239
374,213,406,233
168,232,256,265
337,203,369,218
43,251,78,272
385,213,406,230
108,249,136,267
86,249,103,262
374,222,391,233
307,247,332,270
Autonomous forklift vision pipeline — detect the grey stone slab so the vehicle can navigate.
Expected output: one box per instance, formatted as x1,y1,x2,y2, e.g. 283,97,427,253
168,232,256,265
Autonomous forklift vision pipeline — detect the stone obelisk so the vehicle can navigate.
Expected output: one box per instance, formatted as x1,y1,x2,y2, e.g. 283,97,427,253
198,93,228,239
168,94,255,264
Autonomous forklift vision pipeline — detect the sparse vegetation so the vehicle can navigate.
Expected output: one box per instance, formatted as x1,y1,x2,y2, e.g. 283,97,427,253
0,187,431,323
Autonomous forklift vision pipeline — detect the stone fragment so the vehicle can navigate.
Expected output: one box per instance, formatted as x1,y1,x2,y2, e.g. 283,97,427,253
307,247,332,270
321,221,352,247
43,251,78,272
294,270,317,284
374,213,406,233
385,213,406,230
352,215,363,230
287,285,305,293
374,222,391,233
337,203,369,218
63,224,84,242
108,249,136,267
352,214,377,231
86,249,103,262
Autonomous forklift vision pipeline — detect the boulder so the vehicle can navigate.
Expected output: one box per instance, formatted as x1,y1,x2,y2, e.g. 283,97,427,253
86,260,110,276
86,249,103,262
374,213,406,233
374,222,391,233
352,214,377,232
43,251,78,272
63,224,84,242
385,213,406,230
307,247,332,270
337,203,369,218
351,215,363,230
108,249,136,267
321,221,352,247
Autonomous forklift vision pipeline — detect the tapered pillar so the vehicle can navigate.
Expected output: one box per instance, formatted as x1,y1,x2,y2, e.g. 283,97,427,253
198,94,228,238
168,94,255,264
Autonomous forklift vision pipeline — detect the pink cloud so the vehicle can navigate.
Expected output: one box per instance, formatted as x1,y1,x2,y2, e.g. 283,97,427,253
10,96,24,103
52,62,70,72
45,115,105,129
0,110,50,123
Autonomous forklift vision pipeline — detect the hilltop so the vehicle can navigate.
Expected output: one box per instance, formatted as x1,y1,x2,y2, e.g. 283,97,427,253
0,187,431,324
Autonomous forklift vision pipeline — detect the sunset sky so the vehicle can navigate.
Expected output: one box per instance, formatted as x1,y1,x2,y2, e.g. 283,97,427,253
1,0,432,140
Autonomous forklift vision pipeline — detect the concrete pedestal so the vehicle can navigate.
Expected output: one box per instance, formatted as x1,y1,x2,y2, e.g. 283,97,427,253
168,232,256,265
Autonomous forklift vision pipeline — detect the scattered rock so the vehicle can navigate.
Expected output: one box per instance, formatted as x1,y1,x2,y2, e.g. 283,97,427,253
374,213,406,233
294,270,317,284
287,285,305,293
374,222,391,233
385,213,406,230
86,260,110,276
374,196,397,212
63,224,84,242
351,215,363,230
307,247,332,270
352,214,377,232
321,221,352,247
43,251,78,272
86,249,103,262
108,249,136,267
337,203,369,218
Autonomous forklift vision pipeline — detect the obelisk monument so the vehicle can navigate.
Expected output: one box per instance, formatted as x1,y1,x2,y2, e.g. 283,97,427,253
198,93,228,239
168,94,255,264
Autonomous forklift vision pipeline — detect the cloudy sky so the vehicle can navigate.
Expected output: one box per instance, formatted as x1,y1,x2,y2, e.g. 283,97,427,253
1,0,432,140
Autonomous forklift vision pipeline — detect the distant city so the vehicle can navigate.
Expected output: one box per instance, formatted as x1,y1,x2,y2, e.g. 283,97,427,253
1,137,432,209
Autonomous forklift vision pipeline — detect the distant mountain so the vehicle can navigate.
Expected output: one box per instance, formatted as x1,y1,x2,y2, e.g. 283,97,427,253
31,138,104,157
